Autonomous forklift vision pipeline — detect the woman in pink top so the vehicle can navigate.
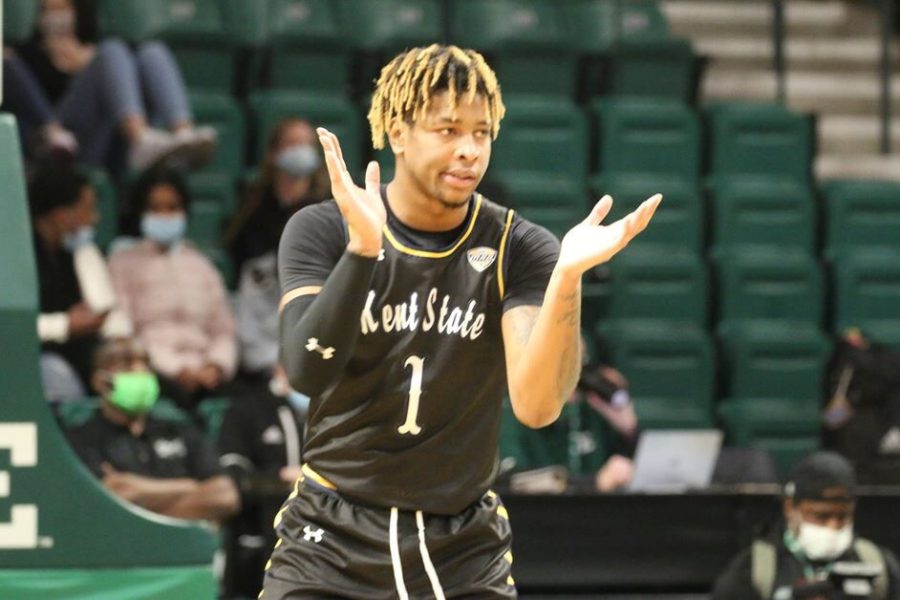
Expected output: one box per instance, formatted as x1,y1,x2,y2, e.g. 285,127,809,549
110,169,236,412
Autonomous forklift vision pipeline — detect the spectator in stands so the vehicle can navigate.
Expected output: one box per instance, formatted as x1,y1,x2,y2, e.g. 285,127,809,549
503,336,639,492
109,168,237,413
65,338,239,522
822,328,900,485
712,451,900,600
217,364,308,599
224,118,329,378
30,163,132,401
3,0,215,173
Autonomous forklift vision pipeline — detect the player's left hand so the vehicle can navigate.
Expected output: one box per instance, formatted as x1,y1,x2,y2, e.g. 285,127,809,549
556,194,661,276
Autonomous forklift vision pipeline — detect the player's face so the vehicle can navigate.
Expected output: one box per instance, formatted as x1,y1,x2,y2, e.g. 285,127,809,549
395,91,492,209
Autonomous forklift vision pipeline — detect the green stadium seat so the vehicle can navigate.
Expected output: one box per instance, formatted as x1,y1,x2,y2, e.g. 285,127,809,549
219,0,270,47
341,0,444,52
250,90,363,175
706,103,814,185
590,174,704,255
448,0,578,98
86,169,119,251
606,249,709,328
489,96,588,211
606,38,699,103
187,172,237,214
590,99,701,180
187,200,225,248
342,0,445,102
715,249,823,325
582,280,610,333
718,397,820,475
97,0,169,41
833,250,900,347
3,0,38,43
709,178,816,255
599,320,715,429
563,0,699,102
160,0,237,93
822,180,900,260
514,206,581,241
718,320,830,401
189,92,245,176
267,0,352,93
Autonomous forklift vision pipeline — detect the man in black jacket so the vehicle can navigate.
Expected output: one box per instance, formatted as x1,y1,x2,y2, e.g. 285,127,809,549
713,452,900,599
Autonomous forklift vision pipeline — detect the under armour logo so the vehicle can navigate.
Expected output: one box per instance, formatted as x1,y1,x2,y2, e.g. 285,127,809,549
303,526,324,543
378,249,385,261
305,338,335,360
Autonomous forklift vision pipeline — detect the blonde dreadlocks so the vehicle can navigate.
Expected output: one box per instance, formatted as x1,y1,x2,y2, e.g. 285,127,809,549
367,44,506,150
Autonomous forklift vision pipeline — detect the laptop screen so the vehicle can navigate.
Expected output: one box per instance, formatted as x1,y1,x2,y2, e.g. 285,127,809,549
628,430,724,492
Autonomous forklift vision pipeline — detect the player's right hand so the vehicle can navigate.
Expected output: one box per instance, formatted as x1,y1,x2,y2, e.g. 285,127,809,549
317,127,386,257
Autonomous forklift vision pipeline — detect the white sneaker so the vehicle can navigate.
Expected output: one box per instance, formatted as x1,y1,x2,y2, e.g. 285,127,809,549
171,125,218,170
129,128,190,172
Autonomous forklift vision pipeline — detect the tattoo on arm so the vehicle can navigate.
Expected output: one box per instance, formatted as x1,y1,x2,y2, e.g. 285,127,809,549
555,290,581,398
556,290,579,327
513,306,539,347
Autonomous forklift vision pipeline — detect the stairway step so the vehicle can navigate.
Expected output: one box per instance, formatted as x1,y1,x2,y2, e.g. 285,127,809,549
661,0,870,35
816,153,900,182
692,35,900,71
818,114,900,154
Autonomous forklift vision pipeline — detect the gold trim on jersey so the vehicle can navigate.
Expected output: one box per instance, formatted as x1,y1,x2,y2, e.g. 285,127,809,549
279,285,323,313
382,194,484,259
302,463,338,490
496,209,515,298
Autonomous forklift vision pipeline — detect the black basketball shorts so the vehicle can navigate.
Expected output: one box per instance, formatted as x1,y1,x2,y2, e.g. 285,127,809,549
259,465,516,599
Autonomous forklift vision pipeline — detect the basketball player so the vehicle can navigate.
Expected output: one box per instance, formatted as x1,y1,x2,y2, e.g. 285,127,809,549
264,44,661,599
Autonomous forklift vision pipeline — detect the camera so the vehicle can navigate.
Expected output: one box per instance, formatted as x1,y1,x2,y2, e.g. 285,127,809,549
577,369,630,408
778,561,883,599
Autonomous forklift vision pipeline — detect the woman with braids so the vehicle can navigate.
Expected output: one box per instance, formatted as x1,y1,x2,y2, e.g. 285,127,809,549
265,44,662,598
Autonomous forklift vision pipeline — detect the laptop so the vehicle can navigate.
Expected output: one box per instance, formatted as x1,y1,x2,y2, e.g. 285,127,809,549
627,429,724,492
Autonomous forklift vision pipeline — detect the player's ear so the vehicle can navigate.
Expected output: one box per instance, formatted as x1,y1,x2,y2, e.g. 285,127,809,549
387,119,407,156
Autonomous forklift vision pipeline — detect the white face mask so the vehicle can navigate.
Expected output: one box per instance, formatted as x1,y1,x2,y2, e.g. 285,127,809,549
797,521,853,561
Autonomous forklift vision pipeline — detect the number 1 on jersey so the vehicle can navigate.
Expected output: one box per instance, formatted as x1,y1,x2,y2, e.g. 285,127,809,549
398,355,424,435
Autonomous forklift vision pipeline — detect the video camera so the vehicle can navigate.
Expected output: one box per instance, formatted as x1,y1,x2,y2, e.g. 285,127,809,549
777,561,883,599
577,369,630,408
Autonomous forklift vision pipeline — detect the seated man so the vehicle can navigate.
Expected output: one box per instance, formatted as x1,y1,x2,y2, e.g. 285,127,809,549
217,364,308,599
65,338,239,522
30,163,131,401
712,451,900,600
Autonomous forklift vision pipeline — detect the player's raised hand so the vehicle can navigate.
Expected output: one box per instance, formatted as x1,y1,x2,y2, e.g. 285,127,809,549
556,194,662,276
317,127,386,257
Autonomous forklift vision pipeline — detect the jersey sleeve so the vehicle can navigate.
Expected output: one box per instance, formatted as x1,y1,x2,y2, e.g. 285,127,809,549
278,200,347,295
502,216,561,312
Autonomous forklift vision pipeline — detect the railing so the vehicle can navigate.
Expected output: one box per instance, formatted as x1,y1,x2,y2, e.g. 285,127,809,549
769,0,895,153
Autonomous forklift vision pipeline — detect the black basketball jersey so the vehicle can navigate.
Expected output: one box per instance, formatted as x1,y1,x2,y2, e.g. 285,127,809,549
302,194,515,515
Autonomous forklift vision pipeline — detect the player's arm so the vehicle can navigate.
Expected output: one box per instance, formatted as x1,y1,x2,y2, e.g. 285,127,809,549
279,128,386,395
502,194,661,428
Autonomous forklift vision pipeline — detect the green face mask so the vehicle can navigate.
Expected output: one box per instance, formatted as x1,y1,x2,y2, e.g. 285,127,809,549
107,372,159,415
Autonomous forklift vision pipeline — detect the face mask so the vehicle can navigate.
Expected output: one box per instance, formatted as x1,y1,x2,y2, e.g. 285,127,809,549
141,214,186,246
40,10,76,36
275,144,321,178
62,225,95,252
796,521,854,561
107,372,160,415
